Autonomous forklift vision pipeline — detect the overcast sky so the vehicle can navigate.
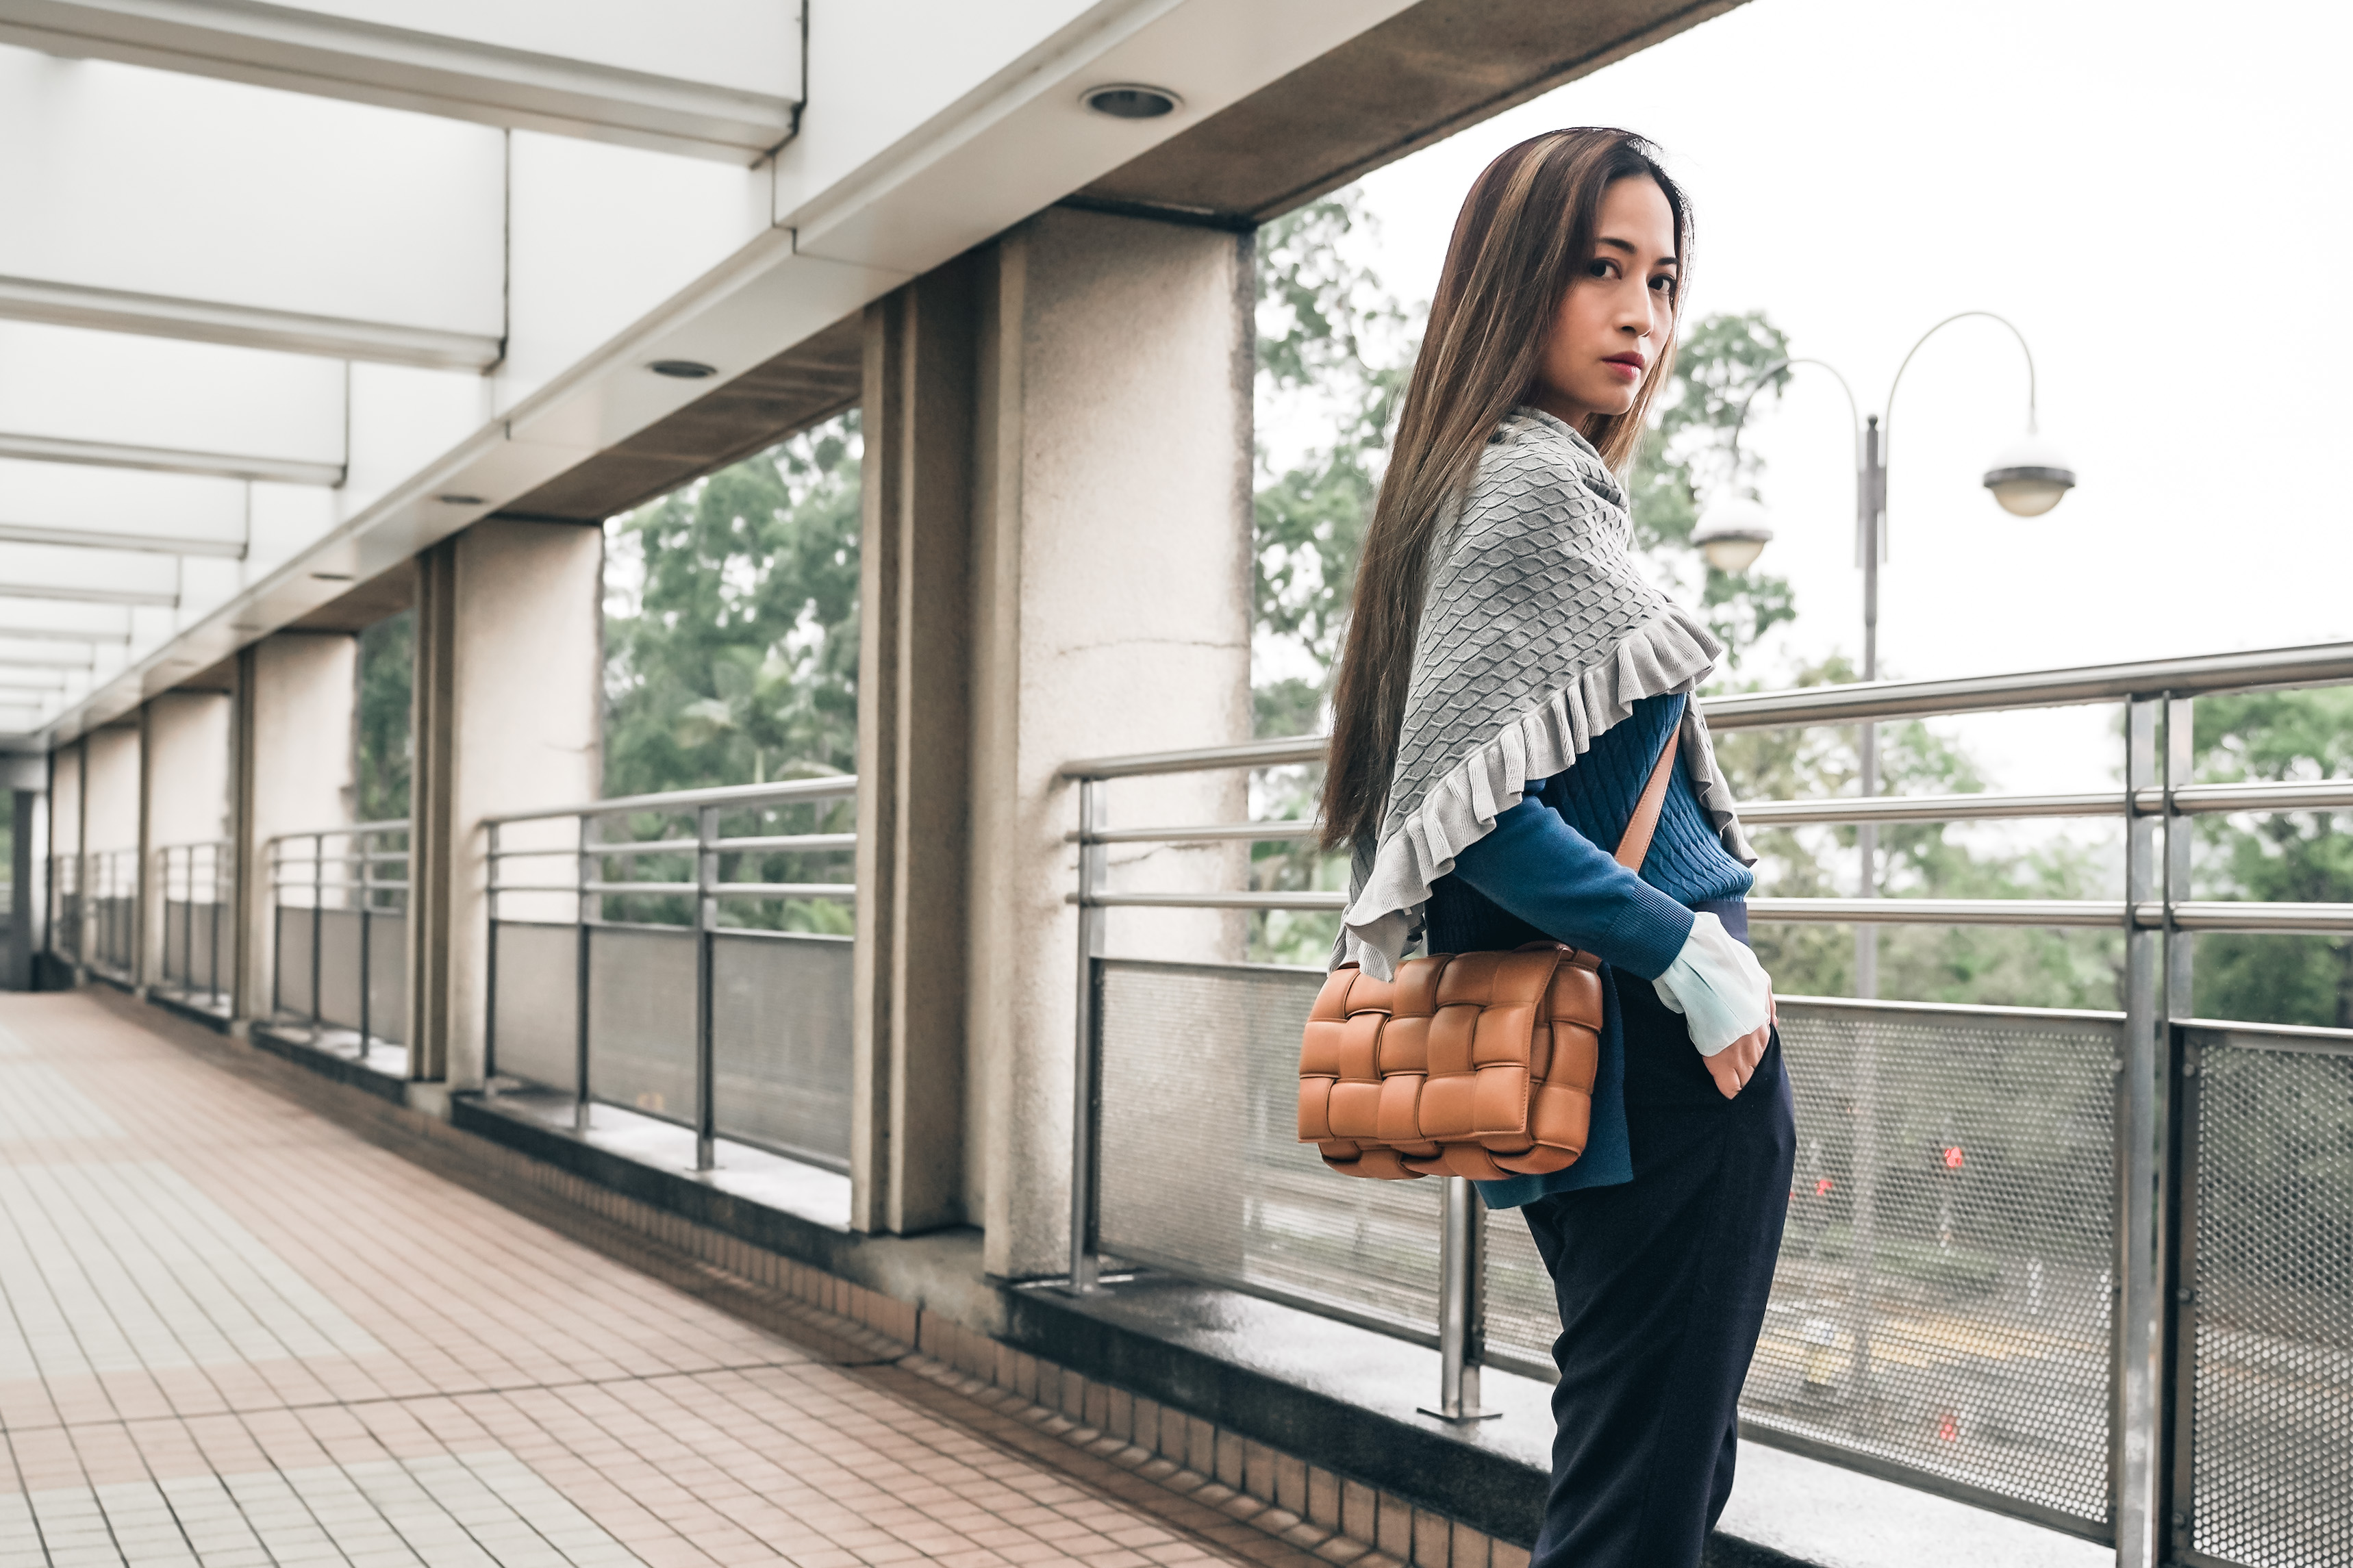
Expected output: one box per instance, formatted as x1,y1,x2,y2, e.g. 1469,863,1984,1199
1329,0,2352,797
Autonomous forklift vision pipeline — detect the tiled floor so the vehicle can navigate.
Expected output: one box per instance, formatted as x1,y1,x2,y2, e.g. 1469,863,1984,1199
0,994,1319,1568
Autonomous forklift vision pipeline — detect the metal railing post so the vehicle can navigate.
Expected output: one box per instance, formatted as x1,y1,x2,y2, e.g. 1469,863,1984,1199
694,804,718,1172
309,833,325,1037
1068,776,1107,1292
484,821,500,1091
1422,1175,1499,1421
2115,696,2169,1568
2160,695,2195,1559
356,830,372,1057
209,844,222,1002
575,815,594,1133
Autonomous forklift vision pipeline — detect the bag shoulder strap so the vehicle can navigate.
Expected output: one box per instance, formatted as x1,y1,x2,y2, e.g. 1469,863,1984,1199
1611,723,1682,872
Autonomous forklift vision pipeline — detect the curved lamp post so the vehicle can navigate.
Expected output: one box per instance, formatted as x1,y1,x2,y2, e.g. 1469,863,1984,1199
1690,311,2076,1000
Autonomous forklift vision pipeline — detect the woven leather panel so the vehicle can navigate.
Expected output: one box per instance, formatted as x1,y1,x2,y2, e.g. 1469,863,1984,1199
1298,945,1602,1182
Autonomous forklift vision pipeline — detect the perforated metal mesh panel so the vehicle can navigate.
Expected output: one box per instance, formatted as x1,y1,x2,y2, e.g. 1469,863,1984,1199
1095,959,1442,1340
2185,1031,2353,1568
712,931,852,1169
275,905,314,1016
316,908,363,1028
160,902,225,995
1481,999,2120,1534
588,926,697,1125
488,922,578,1091
367,907,407,1043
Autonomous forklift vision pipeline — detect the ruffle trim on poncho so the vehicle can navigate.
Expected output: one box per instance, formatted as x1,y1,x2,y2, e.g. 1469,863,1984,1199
1337,600,1756,980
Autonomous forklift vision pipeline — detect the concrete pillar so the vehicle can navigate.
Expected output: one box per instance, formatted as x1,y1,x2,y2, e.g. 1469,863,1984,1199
961,208,1255,1280
231,633,357,1022
48,744,81,972
854,257,980,1236
4,756,46,990
410,520,602,1087
84,724,142,979
140,692,233,991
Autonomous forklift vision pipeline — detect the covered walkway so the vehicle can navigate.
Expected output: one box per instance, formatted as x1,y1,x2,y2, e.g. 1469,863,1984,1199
0,991,1339,1568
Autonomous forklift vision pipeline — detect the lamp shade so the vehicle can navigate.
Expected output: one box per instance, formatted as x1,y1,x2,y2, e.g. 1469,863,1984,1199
1691,496,1775,574
1982,432,2076,518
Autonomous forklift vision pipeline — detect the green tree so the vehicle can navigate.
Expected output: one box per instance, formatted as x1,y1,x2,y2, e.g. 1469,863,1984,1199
599,414,862,935
603,414,861,796
354,610,413,822
2191,690,2353,1026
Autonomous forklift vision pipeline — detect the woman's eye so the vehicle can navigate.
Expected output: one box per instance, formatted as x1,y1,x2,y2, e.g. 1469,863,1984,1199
1587,258,1618,279
1651,275,1677,296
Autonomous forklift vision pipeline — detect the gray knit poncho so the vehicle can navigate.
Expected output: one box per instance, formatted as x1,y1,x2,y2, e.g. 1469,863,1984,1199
1337,407,1756,979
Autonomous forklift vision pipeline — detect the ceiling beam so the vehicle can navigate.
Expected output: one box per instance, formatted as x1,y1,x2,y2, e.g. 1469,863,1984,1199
0,0,800,162
0,431,342,487
0,521,242,557
0,274,503,370
0,639,97,668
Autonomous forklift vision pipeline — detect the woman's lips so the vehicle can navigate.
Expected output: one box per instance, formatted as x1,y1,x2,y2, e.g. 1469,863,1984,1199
1602,357,1644,380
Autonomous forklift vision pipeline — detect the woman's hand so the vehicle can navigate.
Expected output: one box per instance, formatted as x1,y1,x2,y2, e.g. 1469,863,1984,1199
1703,989,1777,1100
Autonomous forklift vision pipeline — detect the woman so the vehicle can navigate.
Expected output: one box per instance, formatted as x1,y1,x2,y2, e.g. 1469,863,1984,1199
1321,128,1795,1568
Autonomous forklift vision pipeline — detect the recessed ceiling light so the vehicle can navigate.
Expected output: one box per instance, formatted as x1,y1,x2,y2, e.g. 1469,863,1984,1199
1085,84,1180,118
649,359,718,379
438,492,485,506
310,572,353,582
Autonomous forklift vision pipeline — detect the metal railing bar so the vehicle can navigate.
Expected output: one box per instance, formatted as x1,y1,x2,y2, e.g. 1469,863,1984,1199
484,775,856,824
580,881,698,896
1077,891,1347,911
1077,821,1322,845
1749,897,2126,926
579,838,701,857
2169,900,2353,933
490,881,584,894
2159,778,2353,814
1063,734,1326,780
710,832,859,852
709,883,856,900
1059,640,2353,779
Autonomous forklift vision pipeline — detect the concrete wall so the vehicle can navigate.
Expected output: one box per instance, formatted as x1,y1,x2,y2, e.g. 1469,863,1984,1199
962,207,1254,1280
82,726,140,853
411,519,603,1087
234,633,358,1017
141,690,233,986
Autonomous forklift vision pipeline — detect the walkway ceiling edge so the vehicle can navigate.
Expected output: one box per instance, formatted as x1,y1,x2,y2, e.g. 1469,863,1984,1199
16,0,1746,755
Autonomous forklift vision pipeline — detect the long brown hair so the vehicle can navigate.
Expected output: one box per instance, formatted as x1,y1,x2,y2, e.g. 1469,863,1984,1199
1318,129,1689,852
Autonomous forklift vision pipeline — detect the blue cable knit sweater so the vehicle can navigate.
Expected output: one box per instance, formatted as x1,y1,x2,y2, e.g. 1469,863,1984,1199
1422,694,1752,1206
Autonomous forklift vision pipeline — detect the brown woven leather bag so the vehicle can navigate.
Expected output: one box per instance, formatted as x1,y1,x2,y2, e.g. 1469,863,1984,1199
1297,731,1680,1181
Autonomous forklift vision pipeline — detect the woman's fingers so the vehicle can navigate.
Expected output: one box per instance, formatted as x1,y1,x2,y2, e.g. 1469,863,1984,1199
1707,1022,1771,1099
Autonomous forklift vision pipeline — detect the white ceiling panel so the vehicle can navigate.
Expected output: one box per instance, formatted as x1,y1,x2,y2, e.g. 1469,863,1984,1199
0,320,347,479
0,597,133,642
0,455,247,555
0,540,179,605
0,635,98,668
0,1,801,159
0,42,506,350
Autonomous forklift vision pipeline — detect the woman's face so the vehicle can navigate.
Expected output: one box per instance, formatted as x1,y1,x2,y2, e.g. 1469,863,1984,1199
1531,175,1680,428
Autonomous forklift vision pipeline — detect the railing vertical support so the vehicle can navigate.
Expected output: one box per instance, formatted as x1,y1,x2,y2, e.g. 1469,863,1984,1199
1068,777,1107,1292
309,833,324,1037
2115,696,2169,1568
1422,1176,1499,1422
2160,694,2195,1560
575,815,595,1133
484,822,500,1093
694,804,718,1172
208,845,221,1003
356,831,373,1058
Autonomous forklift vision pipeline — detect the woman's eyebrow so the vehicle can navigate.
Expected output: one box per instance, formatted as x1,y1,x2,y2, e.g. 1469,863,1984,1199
1594,234,1678,268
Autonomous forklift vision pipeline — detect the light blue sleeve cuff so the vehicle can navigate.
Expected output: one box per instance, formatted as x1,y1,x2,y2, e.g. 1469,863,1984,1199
1652,911,1772,1054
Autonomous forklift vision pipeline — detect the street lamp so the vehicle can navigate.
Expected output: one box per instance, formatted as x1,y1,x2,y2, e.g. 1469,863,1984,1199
1691,310,2075,1000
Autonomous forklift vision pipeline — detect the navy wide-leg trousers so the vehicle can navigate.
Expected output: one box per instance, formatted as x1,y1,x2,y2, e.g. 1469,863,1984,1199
1520,968,1796,1568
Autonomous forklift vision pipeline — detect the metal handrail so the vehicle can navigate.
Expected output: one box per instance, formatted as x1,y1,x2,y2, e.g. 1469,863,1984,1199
1056,635,2353,1482
483,774,854,825
1060,638,2353,779
483,775,859,1170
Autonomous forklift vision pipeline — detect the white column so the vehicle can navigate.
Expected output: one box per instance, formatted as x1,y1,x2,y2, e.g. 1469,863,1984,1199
140,691,234,989
964,207,1254,1280
410,519,603,1087
232,633,358,1022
